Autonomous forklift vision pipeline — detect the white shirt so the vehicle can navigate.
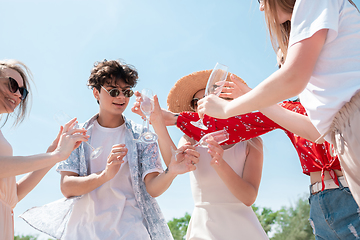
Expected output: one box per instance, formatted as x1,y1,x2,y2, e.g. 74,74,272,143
63,121,151,240
290,0,360,141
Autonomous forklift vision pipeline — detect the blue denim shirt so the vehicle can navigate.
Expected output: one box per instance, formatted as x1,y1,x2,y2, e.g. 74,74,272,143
21,114,173,240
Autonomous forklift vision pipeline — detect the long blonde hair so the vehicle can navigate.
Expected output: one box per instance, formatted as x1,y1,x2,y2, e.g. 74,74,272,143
263,0,359,61
0,59,32,126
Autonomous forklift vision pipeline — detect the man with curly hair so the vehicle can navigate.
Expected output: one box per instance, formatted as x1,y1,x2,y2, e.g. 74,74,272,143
21,59,198,240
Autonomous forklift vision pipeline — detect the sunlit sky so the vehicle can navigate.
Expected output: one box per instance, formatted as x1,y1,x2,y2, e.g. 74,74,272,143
1,1,310,238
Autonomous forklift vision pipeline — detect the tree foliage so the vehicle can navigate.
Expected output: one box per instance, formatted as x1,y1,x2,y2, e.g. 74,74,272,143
271,196,315,240
14,235,38,240
252,205,278,234
167,212,191,240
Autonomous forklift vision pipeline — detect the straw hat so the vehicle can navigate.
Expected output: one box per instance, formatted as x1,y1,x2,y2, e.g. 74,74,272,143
167,69,245,113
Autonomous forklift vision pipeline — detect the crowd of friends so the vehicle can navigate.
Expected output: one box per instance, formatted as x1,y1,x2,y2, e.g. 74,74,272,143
1,0,360,239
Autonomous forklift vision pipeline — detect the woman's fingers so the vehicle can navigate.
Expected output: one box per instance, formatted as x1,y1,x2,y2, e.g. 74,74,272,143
62,117,77,132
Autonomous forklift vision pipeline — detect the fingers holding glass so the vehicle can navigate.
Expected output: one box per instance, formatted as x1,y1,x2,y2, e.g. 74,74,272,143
54,110,103,159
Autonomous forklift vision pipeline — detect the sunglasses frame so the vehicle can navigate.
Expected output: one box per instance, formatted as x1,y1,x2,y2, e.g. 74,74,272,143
2,77,29,100
101,85,134,98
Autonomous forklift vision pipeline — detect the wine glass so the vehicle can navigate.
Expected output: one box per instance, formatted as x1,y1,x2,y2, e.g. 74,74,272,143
193,129,230,147
139,89,158,143
191,62,228,130
54,111,103,159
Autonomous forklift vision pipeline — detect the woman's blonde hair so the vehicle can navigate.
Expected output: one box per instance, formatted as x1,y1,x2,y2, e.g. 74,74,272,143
263,0,359,61
0,59,32,126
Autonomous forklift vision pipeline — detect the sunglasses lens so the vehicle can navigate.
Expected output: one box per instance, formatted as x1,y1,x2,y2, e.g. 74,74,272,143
109,89,120,97
124,89,134,98
19,88,29,100
9,77,19,93
8,77,28,100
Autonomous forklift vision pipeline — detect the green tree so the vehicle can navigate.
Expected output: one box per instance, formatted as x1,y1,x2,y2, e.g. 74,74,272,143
167,212,191,240
271,196,315,240
14,235,38,240
252,204,279,234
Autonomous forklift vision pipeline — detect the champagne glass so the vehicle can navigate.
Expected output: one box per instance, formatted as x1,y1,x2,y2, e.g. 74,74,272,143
139,89,158,143
191,62,228,130
54,111,103,159
193,129,230,147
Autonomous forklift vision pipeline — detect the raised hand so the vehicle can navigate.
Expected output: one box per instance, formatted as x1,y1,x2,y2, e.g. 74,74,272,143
132,91,178,126
131,91,146,119
47,126,63,153
54,118,89,160
103,144,127,181
197,94,229,119
219,74,252,99
168,144,200,175
206,136,225,167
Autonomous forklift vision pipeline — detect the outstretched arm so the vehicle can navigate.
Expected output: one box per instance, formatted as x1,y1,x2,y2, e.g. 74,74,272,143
16,127,63,202
228,73,321,142
131,92,178,166
197,29,328,119
0,118,89,178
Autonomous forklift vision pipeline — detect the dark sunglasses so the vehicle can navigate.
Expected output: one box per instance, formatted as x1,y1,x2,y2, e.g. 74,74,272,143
101,86,134,98
3,77,29,100
190,98,200,110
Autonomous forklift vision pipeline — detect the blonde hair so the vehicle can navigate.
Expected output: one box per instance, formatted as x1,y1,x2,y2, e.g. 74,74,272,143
263,0,359,61
0,59,32,126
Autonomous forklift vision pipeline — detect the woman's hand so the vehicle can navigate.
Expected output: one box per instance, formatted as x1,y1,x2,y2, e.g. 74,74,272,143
53,118,89,160
47,126,63,153
131,91,178,126
219,74,252,99
103,144,127,181
131,91,147,120
197,94,229,119
167,143,200,175
131,91,163,124
206,137,225,167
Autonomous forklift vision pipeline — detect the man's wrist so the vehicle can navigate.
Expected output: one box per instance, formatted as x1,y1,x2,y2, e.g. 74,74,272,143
164,167,177,178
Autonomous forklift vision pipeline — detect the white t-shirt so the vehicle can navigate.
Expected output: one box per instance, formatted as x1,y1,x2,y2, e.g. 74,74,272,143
63,121,151,240
289,0,360,141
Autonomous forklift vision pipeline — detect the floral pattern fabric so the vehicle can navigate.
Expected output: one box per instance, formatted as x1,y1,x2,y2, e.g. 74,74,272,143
177,101,341,190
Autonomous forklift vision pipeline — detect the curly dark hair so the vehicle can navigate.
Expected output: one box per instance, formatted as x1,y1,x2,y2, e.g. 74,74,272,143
87,59,138,92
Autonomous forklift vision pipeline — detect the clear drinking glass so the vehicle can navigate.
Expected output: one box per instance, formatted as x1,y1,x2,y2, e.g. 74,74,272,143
54,111,103,159
191,62,228,130
193,129,230,147
139,89,158,143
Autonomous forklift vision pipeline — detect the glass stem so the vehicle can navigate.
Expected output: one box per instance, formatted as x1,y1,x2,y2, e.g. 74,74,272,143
85,142,95,151
146,116,150,133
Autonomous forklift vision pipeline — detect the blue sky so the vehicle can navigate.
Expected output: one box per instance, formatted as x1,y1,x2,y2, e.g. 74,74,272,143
2,0,309,238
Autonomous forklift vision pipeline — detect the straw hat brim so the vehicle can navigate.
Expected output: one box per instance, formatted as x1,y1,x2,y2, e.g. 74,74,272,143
167,69,245,113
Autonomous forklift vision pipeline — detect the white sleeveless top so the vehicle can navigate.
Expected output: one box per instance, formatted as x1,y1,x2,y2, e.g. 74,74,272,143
186,141,268,240
0,130,18,240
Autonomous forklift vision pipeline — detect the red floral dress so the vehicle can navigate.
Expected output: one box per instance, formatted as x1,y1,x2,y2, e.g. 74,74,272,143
176,101,341,190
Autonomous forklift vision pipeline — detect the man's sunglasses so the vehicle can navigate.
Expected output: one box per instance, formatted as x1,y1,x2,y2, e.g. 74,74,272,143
2,77,29,100
101,86,134,98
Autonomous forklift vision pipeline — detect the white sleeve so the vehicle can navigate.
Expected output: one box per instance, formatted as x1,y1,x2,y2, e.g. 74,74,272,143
289,0,341,47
